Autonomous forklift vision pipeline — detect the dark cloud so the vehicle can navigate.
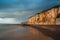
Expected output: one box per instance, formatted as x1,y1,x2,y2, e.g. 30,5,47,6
0,0,60,11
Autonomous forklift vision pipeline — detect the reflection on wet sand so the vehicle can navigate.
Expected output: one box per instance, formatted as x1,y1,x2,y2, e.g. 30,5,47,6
0,24,60,40
28,25,60,40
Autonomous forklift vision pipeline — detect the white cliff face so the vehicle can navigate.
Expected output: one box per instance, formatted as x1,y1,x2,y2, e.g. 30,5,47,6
56,7,60,25
58,7,60,14
28,6,59,25
56,18,60,25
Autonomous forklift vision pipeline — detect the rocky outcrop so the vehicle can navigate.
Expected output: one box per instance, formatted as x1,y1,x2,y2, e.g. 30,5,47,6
27,6,60,25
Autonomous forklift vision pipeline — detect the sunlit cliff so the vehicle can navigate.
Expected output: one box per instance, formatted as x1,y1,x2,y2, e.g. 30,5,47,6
23,6,60,25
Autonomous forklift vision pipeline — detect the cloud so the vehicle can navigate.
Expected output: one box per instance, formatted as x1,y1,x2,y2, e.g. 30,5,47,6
0,11,34,24
0,0,41,10
0,10,35,24
0,0,60,11
0,18,21,24
0,10,34,18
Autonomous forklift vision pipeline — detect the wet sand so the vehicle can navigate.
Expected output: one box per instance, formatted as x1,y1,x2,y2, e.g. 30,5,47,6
0,24,60,40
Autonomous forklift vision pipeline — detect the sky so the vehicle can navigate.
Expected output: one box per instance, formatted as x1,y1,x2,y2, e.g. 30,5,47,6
0,0,60,24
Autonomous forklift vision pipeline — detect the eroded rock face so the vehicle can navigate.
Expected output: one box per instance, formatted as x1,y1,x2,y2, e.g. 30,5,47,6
28,7,59,25
39,7,58,25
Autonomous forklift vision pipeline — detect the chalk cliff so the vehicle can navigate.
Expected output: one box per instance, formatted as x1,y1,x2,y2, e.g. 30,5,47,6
27,6,60,25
